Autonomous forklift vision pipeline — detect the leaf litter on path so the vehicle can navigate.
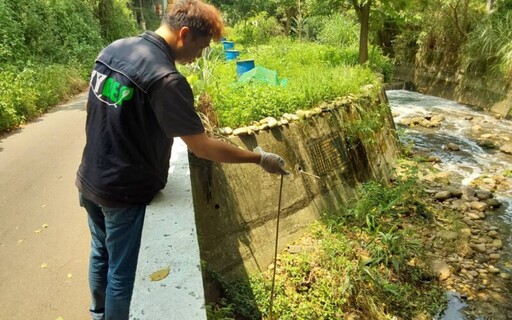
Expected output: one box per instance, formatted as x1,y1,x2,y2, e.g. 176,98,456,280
150,267,170,281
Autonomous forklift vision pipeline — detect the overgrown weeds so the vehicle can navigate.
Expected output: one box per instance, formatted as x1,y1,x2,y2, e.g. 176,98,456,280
206,166,446,319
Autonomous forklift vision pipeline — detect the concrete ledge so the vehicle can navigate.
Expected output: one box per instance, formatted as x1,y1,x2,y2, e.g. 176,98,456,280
130,138,206,320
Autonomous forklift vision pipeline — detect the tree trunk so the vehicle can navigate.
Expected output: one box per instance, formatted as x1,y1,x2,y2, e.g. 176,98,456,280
358,1,371,64
98,0,114,40
487,0,494,13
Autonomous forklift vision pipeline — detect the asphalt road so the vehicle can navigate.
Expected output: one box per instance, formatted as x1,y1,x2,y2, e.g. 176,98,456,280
0,92,91,319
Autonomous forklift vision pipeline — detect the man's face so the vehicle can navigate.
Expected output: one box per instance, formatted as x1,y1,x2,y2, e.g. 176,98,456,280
175,33,212,65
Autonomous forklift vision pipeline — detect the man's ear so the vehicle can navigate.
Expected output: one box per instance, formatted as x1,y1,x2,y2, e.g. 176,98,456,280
178,26,191,43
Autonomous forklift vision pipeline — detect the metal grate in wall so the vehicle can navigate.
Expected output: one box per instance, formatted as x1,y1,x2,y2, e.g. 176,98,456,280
308,134,346,176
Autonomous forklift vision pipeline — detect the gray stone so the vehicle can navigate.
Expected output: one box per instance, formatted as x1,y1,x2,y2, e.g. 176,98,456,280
438,230,459,242
477,140,497,149
485,198,501,208
431,260,451,281
475,190,492,200
470,201,487,212
499,143,512,154
443,186,463,198
470,244,487,253
492,239,503,249
446,143,461,151
435,190,452,201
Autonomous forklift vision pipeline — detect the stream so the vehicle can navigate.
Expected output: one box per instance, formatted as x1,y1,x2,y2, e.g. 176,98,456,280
386,90,512,320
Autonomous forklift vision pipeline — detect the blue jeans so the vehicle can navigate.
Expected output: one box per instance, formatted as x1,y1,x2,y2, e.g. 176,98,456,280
80,193,146,320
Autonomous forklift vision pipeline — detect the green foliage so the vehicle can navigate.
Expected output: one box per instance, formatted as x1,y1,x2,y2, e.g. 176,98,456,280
0,64,86,131
0,0,24,63
0,0,141,133
181,37,391,128
228,12,284,45
414,0,486,67
97,0,139,43
2,0,104,65
463,10,512,79
316,13,359,48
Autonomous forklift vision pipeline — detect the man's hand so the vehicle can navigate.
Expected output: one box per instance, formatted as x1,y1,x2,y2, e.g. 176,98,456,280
255,147,289,175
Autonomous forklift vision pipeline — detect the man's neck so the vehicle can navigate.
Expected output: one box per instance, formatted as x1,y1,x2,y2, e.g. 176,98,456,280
155,26,178,49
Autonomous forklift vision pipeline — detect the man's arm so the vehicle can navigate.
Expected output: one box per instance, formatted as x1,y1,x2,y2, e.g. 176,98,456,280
180,132,289,175
181,132,261,164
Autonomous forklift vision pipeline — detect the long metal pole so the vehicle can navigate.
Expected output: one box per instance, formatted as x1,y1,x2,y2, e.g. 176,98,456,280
269,174,284,319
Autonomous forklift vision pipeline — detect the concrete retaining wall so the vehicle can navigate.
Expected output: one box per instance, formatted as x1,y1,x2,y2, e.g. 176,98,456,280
188,90,400,290
393,62,512,118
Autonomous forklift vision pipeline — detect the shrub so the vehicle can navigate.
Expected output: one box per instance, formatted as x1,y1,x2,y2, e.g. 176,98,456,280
229,12,284,45
316,13,359,48
0,64,86,132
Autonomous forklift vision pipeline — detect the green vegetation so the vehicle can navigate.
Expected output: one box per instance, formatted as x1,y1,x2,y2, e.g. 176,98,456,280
0,0,154,133
194,39,385,128
206,166,446,319
181,12,392,128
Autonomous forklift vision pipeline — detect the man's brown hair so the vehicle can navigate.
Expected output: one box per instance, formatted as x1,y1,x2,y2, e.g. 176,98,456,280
162,0,224,41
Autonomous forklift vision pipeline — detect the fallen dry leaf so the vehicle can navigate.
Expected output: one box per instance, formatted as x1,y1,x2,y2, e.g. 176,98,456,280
149,267,170,281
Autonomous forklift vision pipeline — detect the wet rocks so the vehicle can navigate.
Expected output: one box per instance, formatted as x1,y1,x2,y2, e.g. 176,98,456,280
444,143,461,151
499,143,512,155
399,113,445,128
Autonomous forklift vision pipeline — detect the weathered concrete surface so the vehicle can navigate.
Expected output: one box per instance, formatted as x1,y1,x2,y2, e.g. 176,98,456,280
393,62,512,118
189,91,400,290
130,138,206,320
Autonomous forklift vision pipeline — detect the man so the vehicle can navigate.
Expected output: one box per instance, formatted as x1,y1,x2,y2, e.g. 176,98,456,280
76,0,288,319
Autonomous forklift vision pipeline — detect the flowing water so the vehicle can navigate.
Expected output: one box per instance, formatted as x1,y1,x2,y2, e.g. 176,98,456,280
386,90,512,319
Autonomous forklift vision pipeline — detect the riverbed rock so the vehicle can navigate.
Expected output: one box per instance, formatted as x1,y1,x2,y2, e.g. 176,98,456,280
426,155,442,163
485,198,501,208
492,239,503,249
445,143,461,151
451,199,467,211
499,143,512,155
461,186,475,198
488,266,500,273
430,260,451,281
435,190,452,201
499,272,511,280
470,201,487,212
470,243,487,253
475,190,492,200
438,230,459,242
477,139,497,149
443,186,463,198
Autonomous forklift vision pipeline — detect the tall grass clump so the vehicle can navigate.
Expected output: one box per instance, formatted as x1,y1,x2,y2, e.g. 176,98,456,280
462,10,512,80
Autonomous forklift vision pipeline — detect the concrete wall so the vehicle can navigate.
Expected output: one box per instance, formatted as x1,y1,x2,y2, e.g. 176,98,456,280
188,90,400,289
392,62,512,118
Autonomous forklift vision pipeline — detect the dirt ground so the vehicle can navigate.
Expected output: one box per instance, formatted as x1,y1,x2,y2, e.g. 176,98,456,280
0,93,91,319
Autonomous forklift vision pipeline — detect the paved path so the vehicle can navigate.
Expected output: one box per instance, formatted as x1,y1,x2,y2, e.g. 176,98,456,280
0,93,91,319
0,93,206,319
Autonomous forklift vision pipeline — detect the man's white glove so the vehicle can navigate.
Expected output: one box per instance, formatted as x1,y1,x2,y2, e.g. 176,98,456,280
254,146,289,175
